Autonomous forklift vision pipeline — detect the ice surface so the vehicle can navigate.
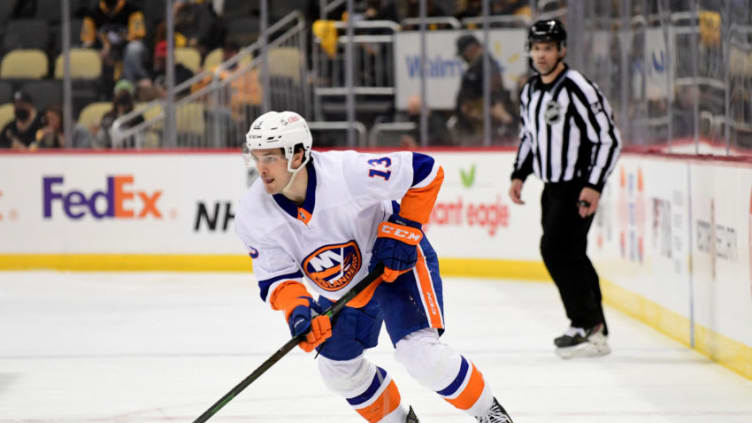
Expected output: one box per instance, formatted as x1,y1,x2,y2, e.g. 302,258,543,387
1,271,751,422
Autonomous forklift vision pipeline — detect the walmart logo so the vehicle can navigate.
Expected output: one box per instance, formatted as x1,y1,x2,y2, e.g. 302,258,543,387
460,164,476,188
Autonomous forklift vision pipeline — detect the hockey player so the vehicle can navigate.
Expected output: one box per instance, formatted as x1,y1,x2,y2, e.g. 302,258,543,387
235,111,514,423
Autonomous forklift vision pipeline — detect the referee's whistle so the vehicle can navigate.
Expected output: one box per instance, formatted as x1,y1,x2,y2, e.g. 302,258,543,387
577,200,591,208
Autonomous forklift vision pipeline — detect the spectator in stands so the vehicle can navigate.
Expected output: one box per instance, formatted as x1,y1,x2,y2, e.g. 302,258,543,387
94,80,144,148
491,0,531,16
35,105,93,149
0,91,44,150
81,0,149,95
192,41,260,109
319,0,390,22
455,0,482,20
456,0,530,27
400,95,452,147
451,34,516,144
364,0,399,21
344,0,449,30
192,41,260,145
139,40,196,101
10,0,35,18
401,0,451,30
540,0,566,14
174,0,224,57
192,41,239,91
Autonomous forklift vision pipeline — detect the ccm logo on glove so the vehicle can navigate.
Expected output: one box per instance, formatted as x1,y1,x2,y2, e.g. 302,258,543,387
370,215,425,282
377,222,423,244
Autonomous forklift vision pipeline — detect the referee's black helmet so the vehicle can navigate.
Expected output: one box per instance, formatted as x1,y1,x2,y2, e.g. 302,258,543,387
527,19,567,49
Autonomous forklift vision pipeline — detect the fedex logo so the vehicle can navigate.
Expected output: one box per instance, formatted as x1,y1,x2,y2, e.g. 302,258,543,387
43,175,163,220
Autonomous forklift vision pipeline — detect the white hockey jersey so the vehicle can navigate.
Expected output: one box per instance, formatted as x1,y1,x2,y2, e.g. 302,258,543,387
234,149,443,306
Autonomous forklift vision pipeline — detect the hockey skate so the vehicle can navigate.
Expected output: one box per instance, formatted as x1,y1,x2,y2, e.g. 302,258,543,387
554,323,611,359
406,406,419,423
475,397,513,423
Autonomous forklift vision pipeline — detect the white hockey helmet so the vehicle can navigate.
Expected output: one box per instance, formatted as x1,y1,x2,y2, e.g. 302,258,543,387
244,111,312,173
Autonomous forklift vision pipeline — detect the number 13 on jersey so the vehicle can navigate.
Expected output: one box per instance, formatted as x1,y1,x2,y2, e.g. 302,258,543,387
367,157,392,180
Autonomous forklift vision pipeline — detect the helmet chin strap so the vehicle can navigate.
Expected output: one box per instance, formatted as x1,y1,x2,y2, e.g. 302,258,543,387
280,157,308,197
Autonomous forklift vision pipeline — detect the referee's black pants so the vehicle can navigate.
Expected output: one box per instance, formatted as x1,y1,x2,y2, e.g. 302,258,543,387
539,180,608,335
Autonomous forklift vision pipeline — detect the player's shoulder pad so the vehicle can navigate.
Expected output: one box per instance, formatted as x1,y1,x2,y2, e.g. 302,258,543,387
309,149,351,187
311,149,347,169
234,181,284,240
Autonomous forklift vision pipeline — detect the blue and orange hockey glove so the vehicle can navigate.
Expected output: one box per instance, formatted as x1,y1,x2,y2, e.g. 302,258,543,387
369,214,424,282
271,282,332,352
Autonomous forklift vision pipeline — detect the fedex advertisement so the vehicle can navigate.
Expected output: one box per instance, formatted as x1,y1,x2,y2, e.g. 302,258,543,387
43,175,163,220
0,153,248,254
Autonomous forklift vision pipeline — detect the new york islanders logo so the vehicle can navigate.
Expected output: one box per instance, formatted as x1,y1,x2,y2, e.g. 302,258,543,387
302,241,362,291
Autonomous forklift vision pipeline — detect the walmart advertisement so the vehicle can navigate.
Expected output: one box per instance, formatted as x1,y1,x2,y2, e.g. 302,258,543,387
393,29,529,110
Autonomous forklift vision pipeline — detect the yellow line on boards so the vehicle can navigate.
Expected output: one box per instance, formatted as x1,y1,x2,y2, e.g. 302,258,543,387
0,255,548,276
438,258,550,280
600,279,751,381
0,254,252,272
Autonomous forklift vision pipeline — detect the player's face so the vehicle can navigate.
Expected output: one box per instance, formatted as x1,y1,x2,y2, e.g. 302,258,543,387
251,148,290,194
530,41,564,75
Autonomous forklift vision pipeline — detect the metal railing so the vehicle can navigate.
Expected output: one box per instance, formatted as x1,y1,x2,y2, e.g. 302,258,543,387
369,122,416,147
400,17,462,29
312,20,400,121
308,121,368,147
461,15,532,28
321,0,346,18
569,0,752,155
90,0,752,154
110,11,309,149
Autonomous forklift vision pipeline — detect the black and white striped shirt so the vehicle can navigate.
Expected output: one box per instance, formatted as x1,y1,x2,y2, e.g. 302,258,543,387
512,64,621,192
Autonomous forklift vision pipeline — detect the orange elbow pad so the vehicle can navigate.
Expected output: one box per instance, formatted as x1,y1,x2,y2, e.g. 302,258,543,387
399,167,445,224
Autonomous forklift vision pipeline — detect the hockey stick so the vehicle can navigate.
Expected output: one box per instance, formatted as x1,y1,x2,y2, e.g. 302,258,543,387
192,263,384,423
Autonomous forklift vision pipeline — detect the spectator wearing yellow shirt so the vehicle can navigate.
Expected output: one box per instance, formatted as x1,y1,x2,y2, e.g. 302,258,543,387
81,0,149,94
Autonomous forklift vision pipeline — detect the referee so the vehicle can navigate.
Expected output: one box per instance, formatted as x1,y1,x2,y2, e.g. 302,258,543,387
509,19,621,359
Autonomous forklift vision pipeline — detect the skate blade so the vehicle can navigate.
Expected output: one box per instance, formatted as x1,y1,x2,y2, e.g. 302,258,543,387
555,341,611,359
